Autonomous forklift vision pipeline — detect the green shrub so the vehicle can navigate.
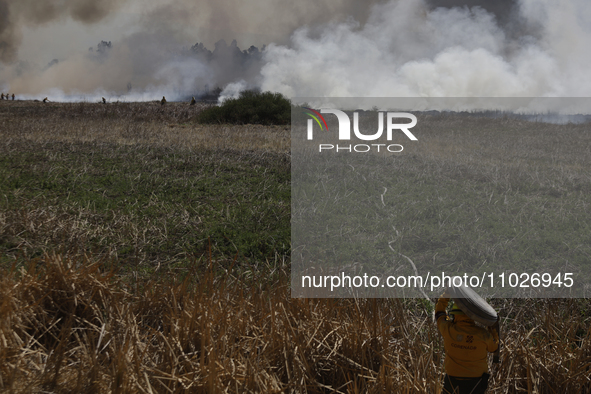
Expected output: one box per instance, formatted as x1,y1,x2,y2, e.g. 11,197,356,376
197,90,291,125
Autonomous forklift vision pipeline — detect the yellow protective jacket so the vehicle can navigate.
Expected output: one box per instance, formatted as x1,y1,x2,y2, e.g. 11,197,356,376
435,296,499,378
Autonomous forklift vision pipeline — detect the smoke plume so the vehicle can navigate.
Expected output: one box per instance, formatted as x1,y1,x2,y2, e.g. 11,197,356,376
1,0,590,101
0,0,127,63
261,0,591,97
1,0,388,100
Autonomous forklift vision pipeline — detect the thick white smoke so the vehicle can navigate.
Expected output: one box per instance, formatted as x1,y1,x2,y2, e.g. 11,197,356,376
1,0,590,101
0,0,387,101
260,0,591,98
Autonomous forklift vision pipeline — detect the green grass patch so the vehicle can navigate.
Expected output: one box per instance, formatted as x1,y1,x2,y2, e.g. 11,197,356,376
0,140,290,271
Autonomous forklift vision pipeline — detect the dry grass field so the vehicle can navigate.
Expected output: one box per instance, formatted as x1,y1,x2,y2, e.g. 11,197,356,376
0,100,289,150
1,100,590,393
292,110,591,300
0,100,290,272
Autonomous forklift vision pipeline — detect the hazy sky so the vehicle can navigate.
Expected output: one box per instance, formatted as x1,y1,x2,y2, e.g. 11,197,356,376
15,0,279,65
6,0,522,66
19,13,138,64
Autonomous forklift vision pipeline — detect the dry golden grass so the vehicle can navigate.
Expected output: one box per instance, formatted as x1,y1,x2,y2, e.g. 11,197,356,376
1,254,590,393
1,101,591,393
0,101,289,153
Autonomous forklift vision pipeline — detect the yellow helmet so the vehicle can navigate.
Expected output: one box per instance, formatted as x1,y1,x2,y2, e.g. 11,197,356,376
449,301,465,316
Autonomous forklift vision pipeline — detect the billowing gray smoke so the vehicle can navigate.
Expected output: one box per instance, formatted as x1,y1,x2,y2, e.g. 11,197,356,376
261,0,591,97
0,0,388,100
427,0,516,22
0,0,127,63
1,0,590,100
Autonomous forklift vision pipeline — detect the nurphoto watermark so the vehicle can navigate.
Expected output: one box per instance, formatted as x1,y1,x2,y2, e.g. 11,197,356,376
291,97,591,298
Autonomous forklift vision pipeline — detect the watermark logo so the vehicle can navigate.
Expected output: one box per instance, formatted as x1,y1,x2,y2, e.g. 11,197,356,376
303,108,418,153
303,107,329,136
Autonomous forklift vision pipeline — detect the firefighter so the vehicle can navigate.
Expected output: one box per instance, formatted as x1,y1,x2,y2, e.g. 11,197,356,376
1,93,4,100
12,93,15,100
190,96,196,105
43,97,49,103
161,96,166,105
435,292,499,394
102,97,106,104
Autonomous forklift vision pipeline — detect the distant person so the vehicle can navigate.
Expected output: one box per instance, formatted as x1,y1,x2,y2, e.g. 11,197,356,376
161,96,167,105
12,93,15,100
43,97,49,103
190,96,196,105
435,292,499,394
102,97,106,104
1,93,4,100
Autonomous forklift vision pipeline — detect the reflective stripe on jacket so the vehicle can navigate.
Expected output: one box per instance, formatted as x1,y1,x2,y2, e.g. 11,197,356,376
435,296,499,378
